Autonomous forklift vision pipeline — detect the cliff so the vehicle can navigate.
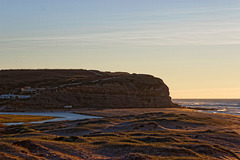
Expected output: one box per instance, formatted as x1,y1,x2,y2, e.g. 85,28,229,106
1,70,178,110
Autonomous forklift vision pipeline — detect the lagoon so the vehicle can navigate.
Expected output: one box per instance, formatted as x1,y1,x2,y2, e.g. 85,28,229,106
0,111,100,125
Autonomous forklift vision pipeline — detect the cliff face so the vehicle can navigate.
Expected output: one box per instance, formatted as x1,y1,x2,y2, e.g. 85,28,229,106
11,73,177,109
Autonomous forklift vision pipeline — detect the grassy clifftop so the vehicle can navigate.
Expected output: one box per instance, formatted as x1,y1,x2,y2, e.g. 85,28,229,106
1,69,178,110
0,69,128,94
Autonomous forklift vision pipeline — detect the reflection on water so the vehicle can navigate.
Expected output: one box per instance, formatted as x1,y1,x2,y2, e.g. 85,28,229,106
0,111,100,125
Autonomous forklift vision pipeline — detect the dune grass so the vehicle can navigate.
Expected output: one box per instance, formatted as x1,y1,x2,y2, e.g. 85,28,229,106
0,114,55,123
0,109,239,160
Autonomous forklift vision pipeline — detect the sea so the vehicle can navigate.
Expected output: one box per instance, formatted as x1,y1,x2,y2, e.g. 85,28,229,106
172,99,240,116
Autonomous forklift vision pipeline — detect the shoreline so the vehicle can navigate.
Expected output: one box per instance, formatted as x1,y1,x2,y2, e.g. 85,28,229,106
0,106,217,113
1,107,239,128
74,107,240,118
0,111,100,125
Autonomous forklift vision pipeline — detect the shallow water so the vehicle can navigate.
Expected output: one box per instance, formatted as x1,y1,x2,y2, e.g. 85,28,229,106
0,111,100,125
173,99,240,115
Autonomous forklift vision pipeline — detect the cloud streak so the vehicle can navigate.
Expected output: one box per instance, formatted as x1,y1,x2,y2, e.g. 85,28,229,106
1,3,240,51
1,21,240,51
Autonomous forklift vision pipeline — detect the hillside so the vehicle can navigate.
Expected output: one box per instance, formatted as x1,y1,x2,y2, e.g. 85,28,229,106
0,69,128,93
0,69,178,110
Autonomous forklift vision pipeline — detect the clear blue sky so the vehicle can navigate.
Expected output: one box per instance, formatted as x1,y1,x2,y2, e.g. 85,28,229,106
1,0,240,98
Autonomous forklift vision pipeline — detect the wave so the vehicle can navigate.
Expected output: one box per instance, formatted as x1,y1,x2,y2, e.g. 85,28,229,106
217,108,227,112
173,99,240,115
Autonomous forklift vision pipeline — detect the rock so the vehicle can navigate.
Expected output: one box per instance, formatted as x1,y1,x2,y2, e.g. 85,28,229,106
6,71,178,109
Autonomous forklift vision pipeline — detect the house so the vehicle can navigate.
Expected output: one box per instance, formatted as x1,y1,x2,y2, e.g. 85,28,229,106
0,94,31,99
0,94,17,99
64,105,72,109
17,95,31,99
21,86,36,92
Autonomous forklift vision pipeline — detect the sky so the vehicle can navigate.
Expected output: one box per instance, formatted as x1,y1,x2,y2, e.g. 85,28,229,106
0,0,240,98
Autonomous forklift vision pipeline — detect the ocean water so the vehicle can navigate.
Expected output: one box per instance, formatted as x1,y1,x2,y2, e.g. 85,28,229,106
173,99,240,116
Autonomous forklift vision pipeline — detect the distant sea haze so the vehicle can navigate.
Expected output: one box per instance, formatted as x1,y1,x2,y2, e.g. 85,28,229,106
173,99,240,116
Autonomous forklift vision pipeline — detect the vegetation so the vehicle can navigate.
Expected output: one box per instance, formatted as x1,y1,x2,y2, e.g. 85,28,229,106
0,114,55,123
0,69,128,94
0,109,239,159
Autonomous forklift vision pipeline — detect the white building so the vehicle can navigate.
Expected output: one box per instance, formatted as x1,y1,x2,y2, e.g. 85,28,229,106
17,95,31,99
0,94,16,99
36,88,46,91
0,94,31,99
64,105,72,109
21,86,36,92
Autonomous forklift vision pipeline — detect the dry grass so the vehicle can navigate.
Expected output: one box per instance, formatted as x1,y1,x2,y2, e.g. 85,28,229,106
0,123,6,128
0,69,128,94
0,114,55,123
0,109,240,160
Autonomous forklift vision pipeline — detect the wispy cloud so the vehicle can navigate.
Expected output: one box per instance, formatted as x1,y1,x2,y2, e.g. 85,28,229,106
1,22,240,51
1,4,240,51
